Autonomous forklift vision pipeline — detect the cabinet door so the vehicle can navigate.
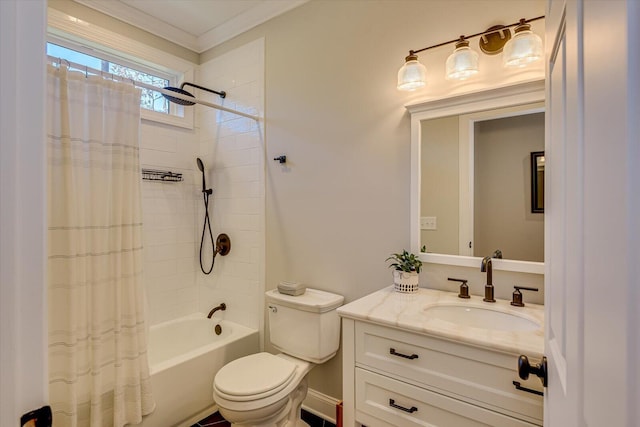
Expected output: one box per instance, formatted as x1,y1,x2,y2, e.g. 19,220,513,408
356,368,540,427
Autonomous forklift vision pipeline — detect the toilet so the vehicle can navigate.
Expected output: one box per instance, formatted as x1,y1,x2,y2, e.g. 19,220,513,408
213,288,344,427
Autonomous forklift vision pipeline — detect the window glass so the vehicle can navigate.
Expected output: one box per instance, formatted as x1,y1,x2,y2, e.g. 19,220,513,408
47,43,170,114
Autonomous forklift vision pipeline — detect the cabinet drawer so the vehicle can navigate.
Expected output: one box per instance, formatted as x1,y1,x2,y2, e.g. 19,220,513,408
355,322,543,423
356,368,539,427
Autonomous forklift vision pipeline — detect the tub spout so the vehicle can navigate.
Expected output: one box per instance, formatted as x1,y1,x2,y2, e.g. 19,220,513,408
207,303,226,319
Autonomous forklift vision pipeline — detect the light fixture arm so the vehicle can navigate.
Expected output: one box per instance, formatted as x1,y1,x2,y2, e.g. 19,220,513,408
406,15,544,57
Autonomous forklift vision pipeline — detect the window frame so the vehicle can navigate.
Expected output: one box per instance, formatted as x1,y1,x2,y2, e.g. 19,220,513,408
47,9,196,129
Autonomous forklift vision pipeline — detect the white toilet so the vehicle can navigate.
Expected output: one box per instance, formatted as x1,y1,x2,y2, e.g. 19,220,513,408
213,288,344,427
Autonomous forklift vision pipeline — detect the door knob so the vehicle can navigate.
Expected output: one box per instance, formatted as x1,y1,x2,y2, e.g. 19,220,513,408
518,355,548,387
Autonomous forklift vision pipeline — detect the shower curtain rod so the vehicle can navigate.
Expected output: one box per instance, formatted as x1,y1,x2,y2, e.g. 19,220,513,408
47,55,260,121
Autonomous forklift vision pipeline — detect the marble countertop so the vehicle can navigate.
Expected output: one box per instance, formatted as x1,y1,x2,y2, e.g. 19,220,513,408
337,287,544,358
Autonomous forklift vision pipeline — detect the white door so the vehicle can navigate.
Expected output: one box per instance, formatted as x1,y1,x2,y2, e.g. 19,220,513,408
544,0,640,425
544,1,580,424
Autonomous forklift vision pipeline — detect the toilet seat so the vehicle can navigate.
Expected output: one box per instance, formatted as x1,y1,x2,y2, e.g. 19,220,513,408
214,352,297,402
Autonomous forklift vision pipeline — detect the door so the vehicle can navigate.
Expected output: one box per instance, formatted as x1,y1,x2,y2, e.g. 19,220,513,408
545,0,640,425
544,1,581,424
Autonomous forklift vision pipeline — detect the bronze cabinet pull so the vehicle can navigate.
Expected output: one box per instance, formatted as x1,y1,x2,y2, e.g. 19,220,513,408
512,381,544,396
389,348,419,359
389,399,418,413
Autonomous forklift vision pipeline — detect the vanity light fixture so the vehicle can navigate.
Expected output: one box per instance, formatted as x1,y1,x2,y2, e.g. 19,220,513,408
503,19,544,67
397,15,544,91
445,36,479,81
397,53,428,91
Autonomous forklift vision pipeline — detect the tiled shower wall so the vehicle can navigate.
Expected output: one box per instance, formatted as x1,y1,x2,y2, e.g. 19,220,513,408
196,38,265,331
139,122,200,326
139,38,264,329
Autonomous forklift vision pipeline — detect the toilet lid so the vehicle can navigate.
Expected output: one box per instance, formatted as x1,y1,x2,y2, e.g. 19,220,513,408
215,352,296,399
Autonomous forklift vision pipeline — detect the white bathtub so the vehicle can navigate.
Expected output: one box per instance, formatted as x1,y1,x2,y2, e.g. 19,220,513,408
134,314,259,427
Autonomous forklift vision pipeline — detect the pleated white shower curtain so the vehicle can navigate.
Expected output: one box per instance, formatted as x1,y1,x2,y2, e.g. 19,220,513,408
46,64,155,427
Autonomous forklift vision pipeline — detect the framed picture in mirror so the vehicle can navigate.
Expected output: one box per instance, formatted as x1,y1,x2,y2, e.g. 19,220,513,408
531,151,545,213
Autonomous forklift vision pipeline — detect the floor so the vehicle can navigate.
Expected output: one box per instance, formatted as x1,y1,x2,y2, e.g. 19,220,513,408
191,410,336,427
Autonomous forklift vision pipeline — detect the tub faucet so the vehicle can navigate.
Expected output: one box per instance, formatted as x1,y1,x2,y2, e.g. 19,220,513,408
481,250,502,303
207,302,226,319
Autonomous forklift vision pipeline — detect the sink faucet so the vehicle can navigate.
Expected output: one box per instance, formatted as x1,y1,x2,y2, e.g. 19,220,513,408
481,250,501,302
207,302,226,319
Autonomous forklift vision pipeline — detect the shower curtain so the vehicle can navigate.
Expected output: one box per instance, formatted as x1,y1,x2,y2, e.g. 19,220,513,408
46,64,155,426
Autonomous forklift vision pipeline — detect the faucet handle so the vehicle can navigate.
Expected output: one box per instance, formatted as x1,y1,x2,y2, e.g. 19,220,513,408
511,286,539,307
447,277,471,299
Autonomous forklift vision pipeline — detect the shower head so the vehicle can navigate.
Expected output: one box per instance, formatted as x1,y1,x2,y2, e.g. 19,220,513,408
196,158,211,194
162,86,196,106
162,82,226,106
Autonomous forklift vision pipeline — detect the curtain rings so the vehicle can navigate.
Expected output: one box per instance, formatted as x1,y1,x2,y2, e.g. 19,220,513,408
57,57,71,69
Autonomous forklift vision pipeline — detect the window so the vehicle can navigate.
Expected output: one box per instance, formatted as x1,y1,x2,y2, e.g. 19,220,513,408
47,42,172,114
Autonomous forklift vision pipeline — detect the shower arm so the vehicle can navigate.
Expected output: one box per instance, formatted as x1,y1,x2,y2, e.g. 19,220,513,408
181,82,226,99
46,56,258,121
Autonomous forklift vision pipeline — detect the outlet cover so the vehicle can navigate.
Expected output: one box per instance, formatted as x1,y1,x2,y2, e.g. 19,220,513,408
421,216,437,230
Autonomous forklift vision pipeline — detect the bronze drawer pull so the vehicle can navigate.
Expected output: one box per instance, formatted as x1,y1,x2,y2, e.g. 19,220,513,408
389,348,419,359
389,399,418,413
512,381,544,396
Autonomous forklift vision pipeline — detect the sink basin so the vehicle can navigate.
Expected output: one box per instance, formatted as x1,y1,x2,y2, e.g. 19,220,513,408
423,304,540,332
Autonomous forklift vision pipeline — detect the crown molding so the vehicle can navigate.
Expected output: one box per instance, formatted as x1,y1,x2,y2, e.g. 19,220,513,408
72,0,308,54
73,0,199,52
48,7,196,72
197,0,308,51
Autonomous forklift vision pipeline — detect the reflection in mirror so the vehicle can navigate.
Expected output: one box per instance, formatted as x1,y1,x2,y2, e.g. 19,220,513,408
420,108,544,263
531,151,544,213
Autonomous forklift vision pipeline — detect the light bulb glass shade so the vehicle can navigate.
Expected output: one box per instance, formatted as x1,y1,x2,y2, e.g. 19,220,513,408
446,45,479,80
397,56,427,91
503,26,543,67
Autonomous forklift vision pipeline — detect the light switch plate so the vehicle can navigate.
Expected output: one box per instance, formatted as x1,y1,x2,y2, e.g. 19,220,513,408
421,216,437,230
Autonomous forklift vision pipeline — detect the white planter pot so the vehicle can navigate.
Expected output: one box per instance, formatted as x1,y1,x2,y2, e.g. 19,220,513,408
393,270,419,293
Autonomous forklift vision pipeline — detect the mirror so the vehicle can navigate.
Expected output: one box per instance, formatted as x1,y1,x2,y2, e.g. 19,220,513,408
408,80,545,273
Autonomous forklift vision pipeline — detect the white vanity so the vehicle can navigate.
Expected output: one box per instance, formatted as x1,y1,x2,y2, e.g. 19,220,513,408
338,287,545,427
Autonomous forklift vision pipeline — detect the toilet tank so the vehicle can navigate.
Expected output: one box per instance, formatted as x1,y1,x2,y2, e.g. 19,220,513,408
266,288,344,364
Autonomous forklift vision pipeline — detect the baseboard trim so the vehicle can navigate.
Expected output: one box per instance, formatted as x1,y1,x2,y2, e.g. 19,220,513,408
302,388,339,424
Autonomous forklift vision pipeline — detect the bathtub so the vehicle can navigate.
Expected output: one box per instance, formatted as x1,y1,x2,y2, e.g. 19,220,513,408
134,314,259,427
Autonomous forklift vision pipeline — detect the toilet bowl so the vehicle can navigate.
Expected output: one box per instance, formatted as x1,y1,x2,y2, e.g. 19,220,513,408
214,353,312,427
213,288,344,427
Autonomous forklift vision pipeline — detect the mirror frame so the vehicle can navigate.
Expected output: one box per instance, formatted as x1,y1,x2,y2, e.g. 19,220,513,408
407,79,545,274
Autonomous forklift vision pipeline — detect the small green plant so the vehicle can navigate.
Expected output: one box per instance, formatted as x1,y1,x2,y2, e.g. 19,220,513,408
386,248,424,274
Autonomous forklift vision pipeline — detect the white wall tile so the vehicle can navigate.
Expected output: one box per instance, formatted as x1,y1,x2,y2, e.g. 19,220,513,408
196,39,265,331
141,39,264,328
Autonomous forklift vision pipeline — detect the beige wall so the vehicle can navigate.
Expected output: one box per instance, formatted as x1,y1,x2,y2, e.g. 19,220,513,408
421,116,460,255
474,113,545,262
202,0,545,400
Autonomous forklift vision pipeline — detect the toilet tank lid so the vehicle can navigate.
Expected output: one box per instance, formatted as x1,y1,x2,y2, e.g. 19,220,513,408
266,288,344,313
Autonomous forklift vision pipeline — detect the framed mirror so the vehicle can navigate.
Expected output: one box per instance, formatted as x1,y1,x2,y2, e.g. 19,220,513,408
531,151,545,213
407,80,545,274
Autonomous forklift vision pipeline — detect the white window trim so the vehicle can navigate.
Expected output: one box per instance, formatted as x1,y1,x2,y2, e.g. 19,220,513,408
47,7,196,129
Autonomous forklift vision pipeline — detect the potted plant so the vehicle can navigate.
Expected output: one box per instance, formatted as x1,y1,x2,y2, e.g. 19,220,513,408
386,248,424,293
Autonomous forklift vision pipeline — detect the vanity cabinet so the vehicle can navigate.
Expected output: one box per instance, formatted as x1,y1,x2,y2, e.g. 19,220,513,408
342,319,544,427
